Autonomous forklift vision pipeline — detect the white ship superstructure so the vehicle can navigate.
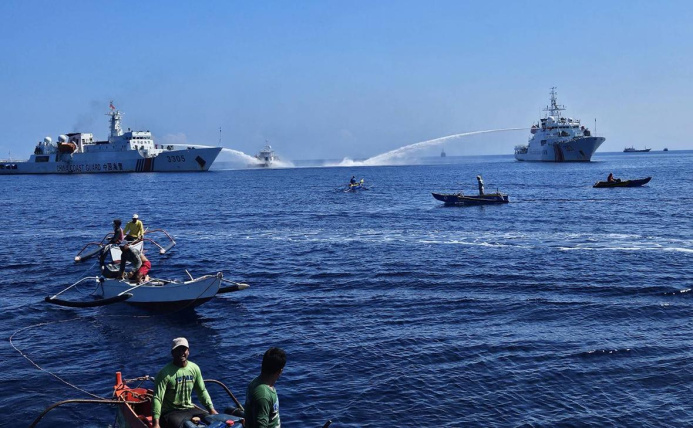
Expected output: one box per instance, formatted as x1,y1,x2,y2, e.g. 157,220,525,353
515,88,604,162
255,144,276,167
0,103,221,174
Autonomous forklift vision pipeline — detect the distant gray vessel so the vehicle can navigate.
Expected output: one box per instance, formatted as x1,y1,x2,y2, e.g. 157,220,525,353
0,103,221,174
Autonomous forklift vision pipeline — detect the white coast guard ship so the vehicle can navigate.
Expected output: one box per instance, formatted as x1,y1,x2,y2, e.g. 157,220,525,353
514,88,604,162
0,103,222,174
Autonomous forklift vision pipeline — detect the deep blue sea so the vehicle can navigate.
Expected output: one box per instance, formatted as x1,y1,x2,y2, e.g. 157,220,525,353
3,150,693,427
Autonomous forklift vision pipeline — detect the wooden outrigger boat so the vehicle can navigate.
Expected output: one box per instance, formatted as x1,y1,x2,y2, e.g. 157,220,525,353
45,273,248,309
593,176,652,188
74,229,176,262
432,192,509,206
30,372,245,428
31,372,334,427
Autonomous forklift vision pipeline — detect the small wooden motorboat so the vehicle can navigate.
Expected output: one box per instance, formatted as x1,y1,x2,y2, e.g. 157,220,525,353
30,372,245,428
74,229,176,262
432,192,509,206
593,176,652,188
112,372,244,428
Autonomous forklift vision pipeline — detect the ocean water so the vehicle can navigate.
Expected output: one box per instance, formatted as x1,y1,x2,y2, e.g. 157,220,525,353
3,150,693,427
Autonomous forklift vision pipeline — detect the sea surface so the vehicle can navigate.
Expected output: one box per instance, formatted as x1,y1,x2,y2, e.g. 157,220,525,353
2,150,693,427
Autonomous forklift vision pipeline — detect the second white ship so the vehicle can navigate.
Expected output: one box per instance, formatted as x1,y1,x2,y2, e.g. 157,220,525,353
515,88,604,162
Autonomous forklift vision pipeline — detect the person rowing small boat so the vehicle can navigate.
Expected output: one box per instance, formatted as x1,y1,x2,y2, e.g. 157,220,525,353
593,176,652,188
345,178,367,192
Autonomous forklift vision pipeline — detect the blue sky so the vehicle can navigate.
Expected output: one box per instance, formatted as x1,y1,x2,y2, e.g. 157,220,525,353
1,1,691,161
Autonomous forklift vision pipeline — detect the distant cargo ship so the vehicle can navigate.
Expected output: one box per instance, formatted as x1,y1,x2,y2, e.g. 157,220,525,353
515,88,604,162
0,103,221,174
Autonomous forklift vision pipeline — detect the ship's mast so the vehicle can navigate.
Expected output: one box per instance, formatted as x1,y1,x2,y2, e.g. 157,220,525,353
107,101,123,143
543,87,566,118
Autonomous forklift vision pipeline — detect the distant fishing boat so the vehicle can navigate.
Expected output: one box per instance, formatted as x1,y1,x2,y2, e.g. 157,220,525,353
432,192,509,205
440,148,446,157
623,146,651,153
593,176,652,188
663,148,669,152
254,144,276,167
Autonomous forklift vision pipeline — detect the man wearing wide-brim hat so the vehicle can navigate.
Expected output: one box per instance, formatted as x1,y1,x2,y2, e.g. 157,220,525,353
152,337,218,428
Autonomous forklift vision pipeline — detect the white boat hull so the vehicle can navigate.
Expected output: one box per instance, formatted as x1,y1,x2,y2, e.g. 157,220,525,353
96,273,223,308
515,137,605,162
0,147,221,174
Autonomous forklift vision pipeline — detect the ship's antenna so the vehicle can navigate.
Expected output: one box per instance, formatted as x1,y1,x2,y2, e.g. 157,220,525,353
544,87,566,118
219,127,222,145
594,118,597,136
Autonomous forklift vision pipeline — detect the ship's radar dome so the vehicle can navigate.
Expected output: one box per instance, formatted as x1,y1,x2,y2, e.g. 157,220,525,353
44,137,52,144
59,134,68,143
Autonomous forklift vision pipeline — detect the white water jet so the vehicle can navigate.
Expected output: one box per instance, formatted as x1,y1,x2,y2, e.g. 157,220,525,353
332,128,526,167
220,147,262,164
218,147,295,168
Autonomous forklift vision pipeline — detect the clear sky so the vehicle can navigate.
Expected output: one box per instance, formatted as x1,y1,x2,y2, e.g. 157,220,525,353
1,1,691,161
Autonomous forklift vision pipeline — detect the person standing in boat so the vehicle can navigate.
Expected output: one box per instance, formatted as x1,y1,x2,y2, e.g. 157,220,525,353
350,176,356,185
108,219,124,244
152,337,219,428
123,213,144,241
476,175,484,196
118,242,151,283
244,347,286,428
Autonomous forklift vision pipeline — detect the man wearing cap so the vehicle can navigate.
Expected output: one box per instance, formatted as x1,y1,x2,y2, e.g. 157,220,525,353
118,242,151,283
123,213,144,241
244,347,286,428
152,337,218,428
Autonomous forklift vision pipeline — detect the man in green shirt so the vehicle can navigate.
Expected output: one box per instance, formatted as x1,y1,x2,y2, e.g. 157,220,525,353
152,337,218,428
244,347,286,428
